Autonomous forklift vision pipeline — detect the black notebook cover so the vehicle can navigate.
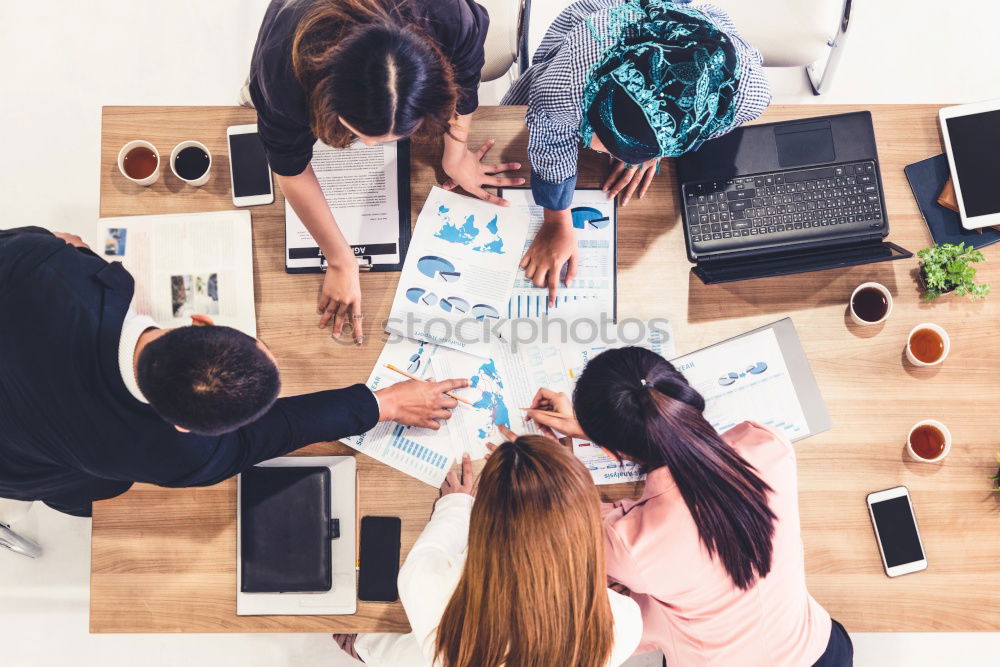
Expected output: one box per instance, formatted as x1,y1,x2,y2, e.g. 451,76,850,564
240,466,333,594
904,153,1000,249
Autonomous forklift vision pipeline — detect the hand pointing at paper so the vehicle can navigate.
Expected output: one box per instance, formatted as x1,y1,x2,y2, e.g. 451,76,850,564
374,378,470,430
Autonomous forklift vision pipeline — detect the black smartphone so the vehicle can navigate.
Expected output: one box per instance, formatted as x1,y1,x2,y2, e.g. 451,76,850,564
358,516,402,602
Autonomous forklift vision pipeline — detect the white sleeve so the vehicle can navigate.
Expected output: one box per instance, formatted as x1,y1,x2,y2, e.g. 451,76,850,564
605,589,644,666
397,492,475,662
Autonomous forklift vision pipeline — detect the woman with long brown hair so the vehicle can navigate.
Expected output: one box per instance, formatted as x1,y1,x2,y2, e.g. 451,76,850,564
248,0,524,341
339,437,642,666
528,347,852,666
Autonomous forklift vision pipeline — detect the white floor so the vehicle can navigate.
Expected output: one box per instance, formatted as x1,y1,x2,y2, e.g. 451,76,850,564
2,1,999,665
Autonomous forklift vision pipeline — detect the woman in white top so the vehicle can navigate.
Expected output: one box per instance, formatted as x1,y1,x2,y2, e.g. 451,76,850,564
338,433,642,666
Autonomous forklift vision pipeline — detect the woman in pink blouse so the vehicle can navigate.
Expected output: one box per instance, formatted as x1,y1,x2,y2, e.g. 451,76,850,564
529,346,852,666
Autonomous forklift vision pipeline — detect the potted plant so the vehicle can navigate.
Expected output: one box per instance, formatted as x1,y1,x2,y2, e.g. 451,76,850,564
917,242,990,300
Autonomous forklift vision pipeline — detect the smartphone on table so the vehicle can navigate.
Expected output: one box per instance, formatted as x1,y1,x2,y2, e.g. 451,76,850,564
866,486,928,577
358,515,401,602
227,124,274,207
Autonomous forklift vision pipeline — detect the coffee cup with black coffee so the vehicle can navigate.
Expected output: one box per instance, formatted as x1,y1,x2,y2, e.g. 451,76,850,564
849,282,892,325
170,140,212,186
117,140,160,186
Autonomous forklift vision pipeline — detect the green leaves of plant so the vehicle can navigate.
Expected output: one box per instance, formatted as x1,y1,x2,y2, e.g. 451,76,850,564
917,242,990,301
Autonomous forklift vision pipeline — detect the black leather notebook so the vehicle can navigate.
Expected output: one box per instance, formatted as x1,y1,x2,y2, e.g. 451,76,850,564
904,153,1000,249
240,466,336,594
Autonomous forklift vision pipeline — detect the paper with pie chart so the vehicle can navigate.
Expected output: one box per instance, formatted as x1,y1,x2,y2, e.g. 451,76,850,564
386,187,530,356
672,328,809,440
501,188,617,320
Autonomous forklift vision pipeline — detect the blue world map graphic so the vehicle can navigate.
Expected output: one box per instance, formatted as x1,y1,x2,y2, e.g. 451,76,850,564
434,204,505,254
468,358,510,440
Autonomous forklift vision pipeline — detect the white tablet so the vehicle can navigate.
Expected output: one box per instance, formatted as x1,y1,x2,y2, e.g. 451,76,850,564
939,99,1000,229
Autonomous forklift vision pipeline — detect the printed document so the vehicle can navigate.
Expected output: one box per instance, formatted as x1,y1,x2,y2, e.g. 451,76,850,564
385,187,529,357
502,188,616,320
96,210,257,336
286,140,403,270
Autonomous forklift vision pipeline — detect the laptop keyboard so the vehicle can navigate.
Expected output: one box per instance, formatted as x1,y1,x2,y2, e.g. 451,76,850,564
683,161,885,251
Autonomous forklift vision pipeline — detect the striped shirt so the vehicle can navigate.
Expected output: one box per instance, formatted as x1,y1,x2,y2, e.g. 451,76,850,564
502,0,771,210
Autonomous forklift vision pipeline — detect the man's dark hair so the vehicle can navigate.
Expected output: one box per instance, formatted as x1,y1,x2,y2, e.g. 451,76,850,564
137,326,281,436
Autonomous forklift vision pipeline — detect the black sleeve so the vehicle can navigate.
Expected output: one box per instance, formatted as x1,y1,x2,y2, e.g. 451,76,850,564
161,384,380,488
426,0,489,115
249,79,316,177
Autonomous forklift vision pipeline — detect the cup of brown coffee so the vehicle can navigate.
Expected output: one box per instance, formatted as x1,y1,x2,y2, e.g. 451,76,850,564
906,419,951,462
906,323,950,366
117,140,160,186
849,282,892,325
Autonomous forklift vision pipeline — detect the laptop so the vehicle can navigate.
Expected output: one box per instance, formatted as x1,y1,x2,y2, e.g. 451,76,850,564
677,111,912,284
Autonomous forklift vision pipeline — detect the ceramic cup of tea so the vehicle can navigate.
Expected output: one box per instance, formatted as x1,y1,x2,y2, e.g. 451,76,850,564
906,419,952,463
169,140,212,186
117,140,160,186
906,322,950,366
849,282,893,325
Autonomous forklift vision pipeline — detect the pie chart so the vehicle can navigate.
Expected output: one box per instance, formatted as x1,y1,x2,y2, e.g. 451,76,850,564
439,296,469,313
417,255,461,282
405,287,438,306
470,304,500,321
571,206,611,230
746,362,768,375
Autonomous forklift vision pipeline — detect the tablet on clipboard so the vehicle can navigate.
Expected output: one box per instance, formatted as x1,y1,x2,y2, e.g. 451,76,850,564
285,140,411,272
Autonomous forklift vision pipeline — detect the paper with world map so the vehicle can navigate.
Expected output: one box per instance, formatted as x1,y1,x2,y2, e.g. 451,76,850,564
384,187,529,357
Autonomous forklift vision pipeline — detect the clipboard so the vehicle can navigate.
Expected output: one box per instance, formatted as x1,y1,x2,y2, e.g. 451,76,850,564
671,317,832,442
285,140,411,273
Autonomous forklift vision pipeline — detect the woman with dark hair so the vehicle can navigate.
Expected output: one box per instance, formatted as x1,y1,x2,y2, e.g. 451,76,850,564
248,0,524,340
336,436,642,665
527,347,853,666
502,0,769,304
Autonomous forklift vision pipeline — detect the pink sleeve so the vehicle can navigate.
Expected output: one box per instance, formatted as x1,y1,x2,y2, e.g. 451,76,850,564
603,516,642,590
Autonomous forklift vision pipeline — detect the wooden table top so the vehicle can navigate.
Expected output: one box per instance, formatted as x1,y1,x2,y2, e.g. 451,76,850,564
92,104,1000,634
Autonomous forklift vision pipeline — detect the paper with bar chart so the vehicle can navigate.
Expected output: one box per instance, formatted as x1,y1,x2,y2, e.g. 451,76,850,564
502,188,616,320
673,328,809,440
385,188,529,357
341,339,458,487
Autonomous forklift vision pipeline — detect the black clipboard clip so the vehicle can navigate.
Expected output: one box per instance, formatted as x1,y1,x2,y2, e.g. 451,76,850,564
319,252,374,272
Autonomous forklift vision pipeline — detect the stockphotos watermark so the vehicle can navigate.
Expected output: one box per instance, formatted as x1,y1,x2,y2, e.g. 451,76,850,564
334,312,671,349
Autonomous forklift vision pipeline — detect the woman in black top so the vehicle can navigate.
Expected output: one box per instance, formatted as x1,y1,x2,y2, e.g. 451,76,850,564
249,0,523,339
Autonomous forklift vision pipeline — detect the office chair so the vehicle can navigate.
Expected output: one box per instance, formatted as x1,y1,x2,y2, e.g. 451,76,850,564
712,0,853,94
0,499,42,559
478,0,530,82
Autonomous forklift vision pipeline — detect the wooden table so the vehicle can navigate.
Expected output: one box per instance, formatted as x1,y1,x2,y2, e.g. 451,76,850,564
91,105,1000,633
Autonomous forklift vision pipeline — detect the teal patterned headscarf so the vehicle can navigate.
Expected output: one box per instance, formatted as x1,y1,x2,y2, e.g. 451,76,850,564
580,0,741,164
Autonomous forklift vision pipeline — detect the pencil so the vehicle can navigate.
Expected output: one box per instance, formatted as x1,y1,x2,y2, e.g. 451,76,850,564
384,364,476,406
520,407,573,419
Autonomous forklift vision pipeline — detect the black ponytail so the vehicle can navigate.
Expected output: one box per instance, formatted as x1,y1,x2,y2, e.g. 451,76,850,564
575,347,776,590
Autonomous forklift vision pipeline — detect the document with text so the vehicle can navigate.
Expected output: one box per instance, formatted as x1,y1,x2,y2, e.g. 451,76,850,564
96,210,257,336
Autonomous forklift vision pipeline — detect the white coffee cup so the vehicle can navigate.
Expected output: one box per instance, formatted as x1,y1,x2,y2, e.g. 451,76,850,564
849,282,892,325
117,140,160,186
169,140,212,186
906,419,952,462
905,322,950,366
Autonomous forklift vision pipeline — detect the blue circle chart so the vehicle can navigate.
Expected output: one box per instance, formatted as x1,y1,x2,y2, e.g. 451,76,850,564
571,206,611,230
405,287,438,306
470,304,501,321
417,255,461,282
439,296,469,313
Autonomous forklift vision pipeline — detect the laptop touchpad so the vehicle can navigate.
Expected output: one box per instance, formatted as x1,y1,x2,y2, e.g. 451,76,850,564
774,121,836,167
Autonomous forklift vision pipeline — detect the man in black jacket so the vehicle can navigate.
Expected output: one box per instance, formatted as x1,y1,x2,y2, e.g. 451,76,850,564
0,227,465,517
